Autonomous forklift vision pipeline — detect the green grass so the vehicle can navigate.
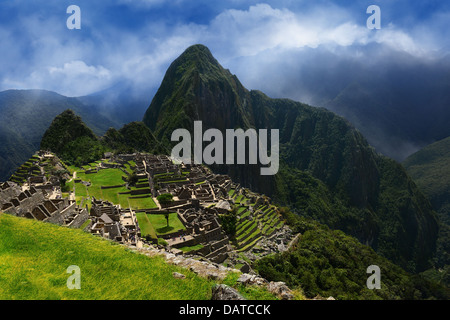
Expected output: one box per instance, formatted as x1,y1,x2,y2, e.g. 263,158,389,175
75,183,88,197
100,187,129,204
71,167,158,211
118,194,131,209
67,165,79,175
135,212,157,240
78,168,125,186
146,213,185,235
62,180,75,193
0,213,214,300
123,164,134,175
128,196,157,210
179,244,204,253
80,219,91,230
75,196,84,206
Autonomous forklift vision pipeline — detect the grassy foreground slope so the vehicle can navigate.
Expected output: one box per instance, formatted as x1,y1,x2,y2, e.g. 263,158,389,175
0,213,276,300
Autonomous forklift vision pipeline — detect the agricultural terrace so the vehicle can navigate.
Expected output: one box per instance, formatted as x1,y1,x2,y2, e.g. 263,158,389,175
228,188,285,252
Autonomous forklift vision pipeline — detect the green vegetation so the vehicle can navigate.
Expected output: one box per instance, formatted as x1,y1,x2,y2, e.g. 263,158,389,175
403,136,450,281
40,111,168,170
0,213,212,299
0,89,117,181
79,168,125,186
179,244,204,253
219,208,238,236
146,213,185,235
0,213,282,300
9,155,43,184
40,110,108,167
135,212,157,241
128,196,157,210
79,219,91,230
102,121,167,155
227,192,284,252
10,44,444,300
254,208,450,300
142,44,439,272
157,193,173,206
72,167,157,211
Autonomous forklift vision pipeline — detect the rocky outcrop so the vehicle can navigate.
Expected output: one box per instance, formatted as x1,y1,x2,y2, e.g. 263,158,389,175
130,244,296,300
237,273,295,300
211,284,245,300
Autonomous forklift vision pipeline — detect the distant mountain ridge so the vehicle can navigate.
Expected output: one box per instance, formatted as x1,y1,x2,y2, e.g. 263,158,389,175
320,50,450,161
0,89,119,181
404,136,450,223
143,44,439,272
404,136,450,269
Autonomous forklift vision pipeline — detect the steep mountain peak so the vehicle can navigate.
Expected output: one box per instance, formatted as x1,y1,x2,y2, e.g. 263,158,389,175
175,44,221,71
162,44,229,86
143,44,250,138
40,109,105,166
41,109,95,141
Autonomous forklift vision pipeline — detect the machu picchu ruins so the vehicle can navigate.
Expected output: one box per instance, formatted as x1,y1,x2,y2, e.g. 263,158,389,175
1,150,293,270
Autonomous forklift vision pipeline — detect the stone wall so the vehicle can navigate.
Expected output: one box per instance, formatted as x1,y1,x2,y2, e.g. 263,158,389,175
68,209,89,229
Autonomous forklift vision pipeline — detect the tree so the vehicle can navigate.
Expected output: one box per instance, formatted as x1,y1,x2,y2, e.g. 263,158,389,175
164,213,169,227
219,207,237,235
127,172,139,186
157,193,173,206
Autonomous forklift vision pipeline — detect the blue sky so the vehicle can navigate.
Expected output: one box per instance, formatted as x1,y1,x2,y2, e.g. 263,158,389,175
1,0,449,97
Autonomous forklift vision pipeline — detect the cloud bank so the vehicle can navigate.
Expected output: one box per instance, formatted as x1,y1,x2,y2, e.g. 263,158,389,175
0,1,448,97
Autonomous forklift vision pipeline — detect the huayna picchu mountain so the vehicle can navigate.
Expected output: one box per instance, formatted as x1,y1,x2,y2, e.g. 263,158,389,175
143,44,439,272
40,109,106,167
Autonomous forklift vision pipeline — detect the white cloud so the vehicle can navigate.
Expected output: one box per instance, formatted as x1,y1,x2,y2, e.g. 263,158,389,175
3,61,113,97
48,61,111,79
205,3,427,58
0,2,444,97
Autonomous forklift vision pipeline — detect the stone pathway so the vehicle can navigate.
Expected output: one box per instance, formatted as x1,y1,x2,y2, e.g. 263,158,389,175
166,235,194,247
285,232,301,252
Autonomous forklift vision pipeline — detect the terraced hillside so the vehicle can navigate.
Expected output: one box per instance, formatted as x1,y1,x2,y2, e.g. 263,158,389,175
228,188,285,252
9,154,68,185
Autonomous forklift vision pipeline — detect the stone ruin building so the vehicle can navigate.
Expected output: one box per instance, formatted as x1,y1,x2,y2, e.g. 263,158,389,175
1,151,293,269
0,181,88,228
89,197,139,245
